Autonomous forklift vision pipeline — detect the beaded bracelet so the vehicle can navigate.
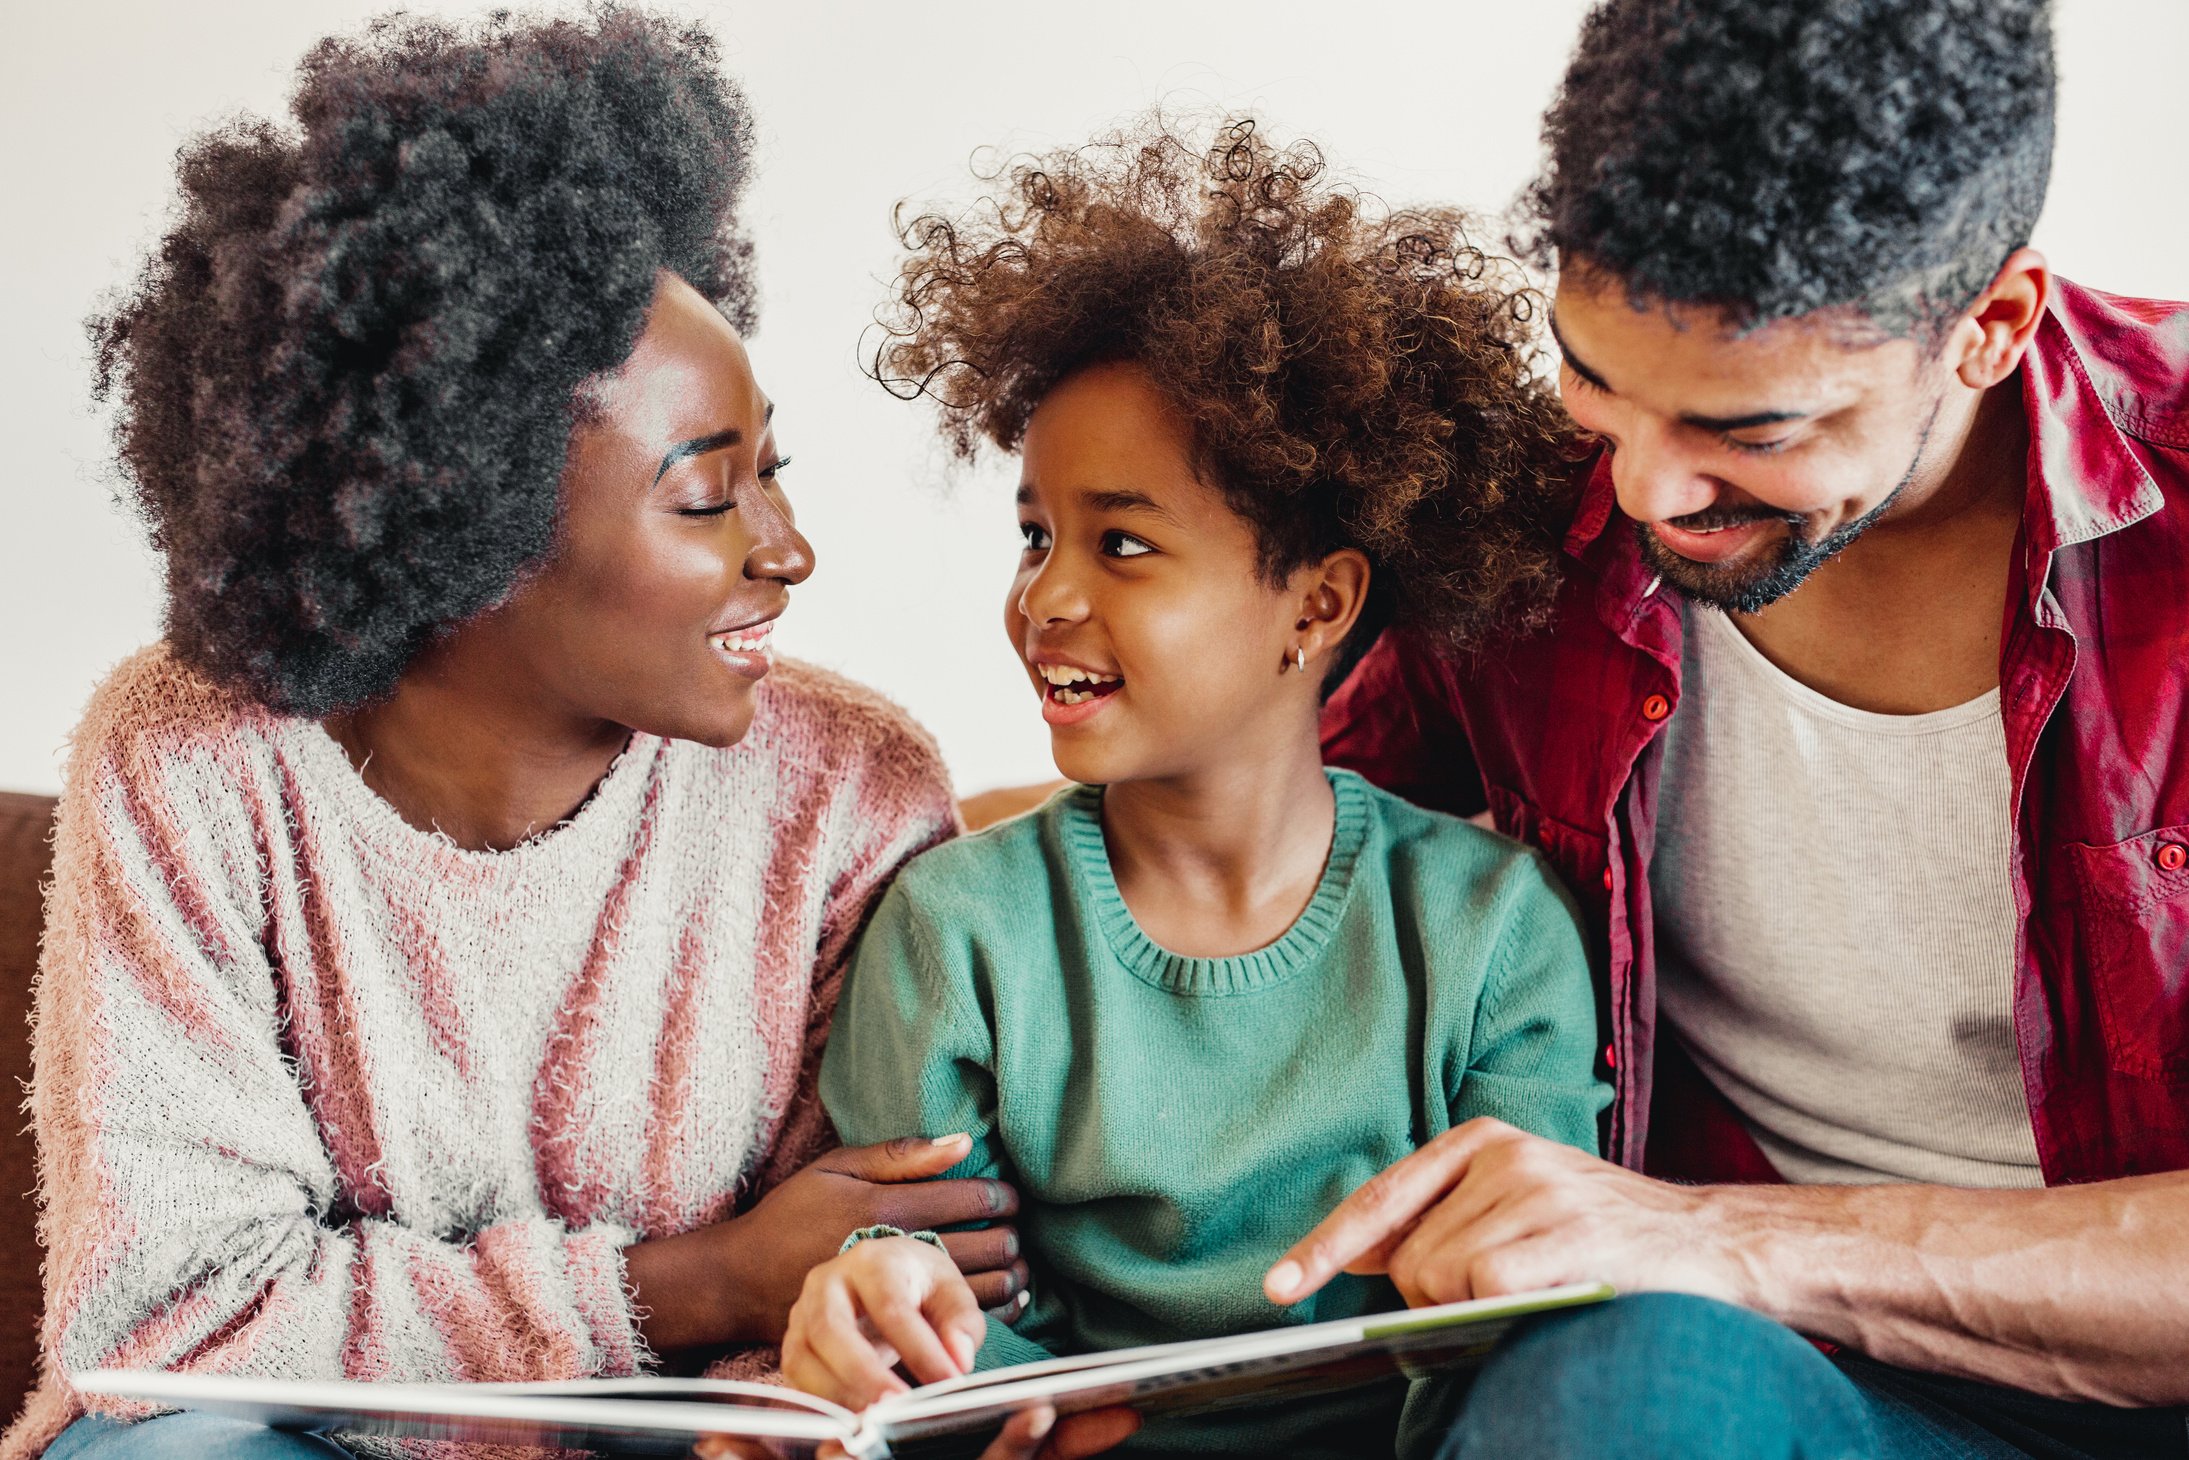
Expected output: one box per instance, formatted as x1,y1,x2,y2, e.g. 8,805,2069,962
839,1224,947,1256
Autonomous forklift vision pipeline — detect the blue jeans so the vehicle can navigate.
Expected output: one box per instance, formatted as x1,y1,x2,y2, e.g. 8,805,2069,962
46,1413,350,1458
1424,1293,2189,1459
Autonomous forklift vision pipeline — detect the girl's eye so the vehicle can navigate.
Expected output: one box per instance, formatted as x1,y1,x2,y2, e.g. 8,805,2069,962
1561,361,1605,396
1020,521,1051,552
1102,531,1155,559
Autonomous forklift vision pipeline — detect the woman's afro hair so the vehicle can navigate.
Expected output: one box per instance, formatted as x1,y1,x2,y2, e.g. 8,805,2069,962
91,5,758,715
1523,0,2055,335
871,117,1578,658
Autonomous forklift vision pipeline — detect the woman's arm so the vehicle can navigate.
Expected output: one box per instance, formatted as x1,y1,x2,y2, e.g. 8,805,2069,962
34,757,647,1390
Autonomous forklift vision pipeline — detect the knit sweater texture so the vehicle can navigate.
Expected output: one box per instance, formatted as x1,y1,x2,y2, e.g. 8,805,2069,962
5,646,957,1459
821,770,1608,1457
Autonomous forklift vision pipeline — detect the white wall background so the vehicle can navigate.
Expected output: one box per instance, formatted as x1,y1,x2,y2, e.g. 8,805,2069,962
4,0,2184,799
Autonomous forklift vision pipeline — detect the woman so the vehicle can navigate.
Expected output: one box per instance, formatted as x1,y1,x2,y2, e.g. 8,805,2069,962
2,11,1059,1457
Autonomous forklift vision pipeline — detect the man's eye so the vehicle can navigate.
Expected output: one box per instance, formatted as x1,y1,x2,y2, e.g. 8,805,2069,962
1020,522,1051,551
1103,531,1154,558
1721,434,1794,457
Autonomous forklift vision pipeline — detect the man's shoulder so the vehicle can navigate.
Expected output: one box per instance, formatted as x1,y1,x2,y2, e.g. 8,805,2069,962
2048,278,2189,464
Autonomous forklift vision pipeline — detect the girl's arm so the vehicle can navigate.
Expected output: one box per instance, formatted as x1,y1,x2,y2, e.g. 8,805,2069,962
1446,857,1611,1153
821,877,1050,1368
33,754,648,1398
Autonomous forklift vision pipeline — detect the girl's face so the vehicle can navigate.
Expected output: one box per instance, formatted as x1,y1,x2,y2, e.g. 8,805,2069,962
1007,362,1351,787
457,273,814,749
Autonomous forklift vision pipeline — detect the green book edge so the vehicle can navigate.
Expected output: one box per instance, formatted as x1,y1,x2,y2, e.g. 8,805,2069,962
1360,1281,1617,1341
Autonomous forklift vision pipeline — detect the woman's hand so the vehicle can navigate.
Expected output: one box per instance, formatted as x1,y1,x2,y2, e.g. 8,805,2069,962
626,1135,1030,1352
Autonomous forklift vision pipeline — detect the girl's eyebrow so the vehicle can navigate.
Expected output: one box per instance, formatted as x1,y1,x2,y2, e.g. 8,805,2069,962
1082,487,1180,524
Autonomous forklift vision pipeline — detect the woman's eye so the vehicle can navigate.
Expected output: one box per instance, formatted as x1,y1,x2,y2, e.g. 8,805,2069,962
760,454,792,480
1102,531,1154,558
677,501,735,518
1020,522,1051,551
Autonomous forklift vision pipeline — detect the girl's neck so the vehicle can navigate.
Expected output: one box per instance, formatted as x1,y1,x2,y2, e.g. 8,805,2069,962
321,640,630,853
1099,715,1337,959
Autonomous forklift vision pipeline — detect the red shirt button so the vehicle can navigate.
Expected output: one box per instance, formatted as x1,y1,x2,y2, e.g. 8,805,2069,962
1602,1043,1618,1071
1641,693,1672,722
1602,866,1615,892
2159,842,2188,872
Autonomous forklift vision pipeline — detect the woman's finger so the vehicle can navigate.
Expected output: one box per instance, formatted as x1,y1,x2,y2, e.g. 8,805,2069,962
965,1259,1031,1310
1046,1407,1143,1458
938,1225,1021,1273
977,1405,1057,1460
887,1175,1020,1231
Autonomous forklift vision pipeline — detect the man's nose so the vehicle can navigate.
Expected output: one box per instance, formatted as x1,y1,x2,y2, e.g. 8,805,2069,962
1608,418,1725,525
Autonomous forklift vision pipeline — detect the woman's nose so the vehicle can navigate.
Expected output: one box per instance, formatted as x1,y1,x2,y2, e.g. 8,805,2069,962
742,486,814,586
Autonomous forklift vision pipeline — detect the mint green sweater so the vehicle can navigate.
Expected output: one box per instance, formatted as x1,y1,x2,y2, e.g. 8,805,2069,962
820,770,1607,1456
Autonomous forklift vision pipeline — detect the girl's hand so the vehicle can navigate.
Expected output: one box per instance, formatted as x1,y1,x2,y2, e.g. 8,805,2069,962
626,1135,1029,1353
782,1235,985,1411
695,1404,1140,1460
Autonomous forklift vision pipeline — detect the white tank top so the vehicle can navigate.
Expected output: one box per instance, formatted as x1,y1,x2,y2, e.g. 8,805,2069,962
1650,605,2043,1187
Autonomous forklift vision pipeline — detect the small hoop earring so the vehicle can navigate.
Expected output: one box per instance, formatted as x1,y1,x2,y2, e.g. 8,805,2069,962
1292,646,1307,673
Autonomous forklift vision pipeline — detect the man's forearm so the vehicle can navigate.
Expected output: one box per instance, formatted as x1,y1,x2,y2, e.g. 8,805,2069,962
1704,1170,2189,1405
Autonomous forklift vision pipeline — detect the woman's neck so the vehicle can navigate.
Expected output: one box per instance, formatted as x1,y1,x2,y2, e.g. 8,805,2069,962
1099,716,1338,959
320,639,630,853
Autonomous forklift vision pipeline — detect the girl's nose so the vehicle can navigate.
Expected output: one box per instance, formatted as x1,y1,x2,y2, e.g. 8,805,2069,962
1017,555,1088,626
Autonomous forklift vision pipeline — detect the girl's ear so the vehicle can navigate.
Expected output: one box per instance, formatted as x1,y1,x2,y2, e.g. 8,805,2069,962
1291,549,1372,670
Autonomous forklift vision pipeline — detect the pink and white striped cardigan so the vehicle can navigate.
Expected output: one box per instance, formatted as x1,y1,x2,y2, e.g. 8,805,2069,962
3,646,958,1458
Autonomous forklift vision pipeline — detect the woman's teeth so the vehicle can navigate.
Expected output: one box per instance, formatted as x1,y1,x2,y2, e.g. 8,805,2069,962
715,625,773,654
1038,663,1120,704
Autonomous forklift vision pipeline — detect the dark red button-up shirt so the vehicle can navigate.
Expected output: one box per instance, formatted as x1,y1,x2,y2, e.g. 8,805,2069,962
1322,278,2189,1186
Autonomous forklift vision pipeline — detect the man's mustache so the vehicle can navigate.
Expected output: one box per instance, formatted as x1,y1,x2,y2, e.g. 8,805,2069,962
1658,505,1804,533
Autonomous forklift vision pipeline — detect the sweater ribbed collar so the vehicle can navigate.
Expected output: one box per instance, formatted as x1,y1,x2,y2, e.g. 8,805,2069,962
1059,770,1370,996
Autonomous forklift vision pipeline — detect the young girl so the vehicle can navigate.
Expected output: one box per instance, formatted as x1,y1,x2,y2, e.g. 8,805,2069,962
789,120,1605,1457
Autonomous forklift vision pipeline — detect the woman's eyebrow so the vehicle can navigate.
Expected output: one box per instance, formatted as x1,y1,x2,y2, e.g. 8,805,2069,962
651,403,775,486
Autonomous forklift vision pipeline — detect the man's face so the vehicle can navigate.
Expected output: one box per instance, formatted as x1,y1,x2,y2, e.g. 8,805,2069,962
1552,266,1954,611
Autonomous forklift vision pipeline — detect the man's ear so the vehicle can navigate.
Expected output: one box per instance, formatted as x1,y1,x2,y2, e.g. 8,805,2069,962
1292,549,1372,671
1950,247,2050,391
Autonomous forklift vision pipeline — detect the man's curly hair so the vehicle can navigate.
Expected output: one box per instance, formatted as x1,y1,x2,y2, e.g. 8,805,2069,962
91,6,757,715
1525,0,2055,336
871,117,1577,662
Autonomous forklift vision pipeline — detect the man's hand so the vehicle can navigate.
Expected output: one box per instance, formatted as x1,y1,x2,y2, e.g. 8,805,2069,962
1264,1118,1744,1309
627,1135,1030,1353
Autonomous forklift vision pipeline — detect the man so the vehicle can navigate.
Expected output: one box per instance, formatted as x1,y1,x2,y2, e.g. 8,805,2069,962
1272,0,2189,1454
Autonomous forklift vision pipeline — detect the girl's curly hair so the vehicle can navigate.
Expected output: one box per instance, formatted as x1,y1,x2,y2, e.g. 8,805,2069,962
92,6,757,715
871,117,1578,659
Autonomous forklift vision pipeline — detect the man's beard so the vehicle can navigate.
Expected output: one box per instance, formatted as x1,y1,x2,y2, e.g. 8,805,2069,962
1636,398,1942,614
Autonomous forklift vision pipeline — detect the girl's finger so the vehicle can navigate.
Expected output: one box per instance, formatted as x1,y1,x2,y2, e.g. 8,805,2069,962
922,1258,989,1374
804,1279,911,1409
856,1264,967,1385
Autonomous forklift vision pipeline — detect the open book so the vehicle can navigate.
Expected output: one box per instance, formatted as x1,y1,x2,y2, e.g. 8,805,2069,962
77,1281,1610,1458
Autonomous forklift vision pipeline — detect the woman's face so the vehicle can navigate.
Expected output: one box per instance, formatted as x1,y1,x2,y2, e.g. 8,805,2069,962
1006,361,1327,787
469,273,813,748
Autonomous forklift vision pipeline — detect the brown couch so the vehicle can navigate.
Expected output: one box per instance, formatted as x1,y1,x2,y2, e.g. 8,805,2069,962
0,792,55,1417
